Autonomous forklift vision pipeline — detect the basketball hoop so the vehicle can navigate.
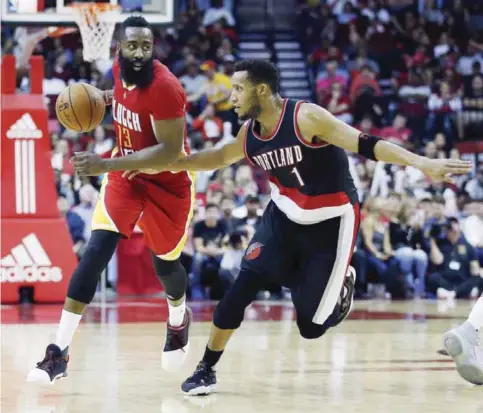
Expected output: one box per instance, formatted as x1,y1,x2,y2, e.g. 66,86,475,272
72,2,121,62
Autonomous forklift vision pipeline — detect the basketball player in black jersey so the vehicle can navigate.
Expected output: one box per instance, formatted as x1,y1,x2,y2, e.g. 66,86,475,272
74,60,472,395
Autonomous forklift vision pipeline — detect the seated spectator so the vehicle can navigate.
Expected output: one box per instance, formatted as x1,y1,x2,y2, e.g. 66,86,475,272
384,196,428,297
422,0,445,25
316,60,349,102
218,232,247,296
58,194,85,259
379,114,412,147
347,47,380,77
180,61,207,97
202,0,236,27
221,53,236,75
234,194,262,239
360,198,391,283
350,234,369,298
426,81,462,139
72,183,98,243
349,65,381,123
187,60,237,132
51,139,74,175
457,44,483,76
423,196,448,246
398,69,431,137
232,193,262,222
220,196,238,233
427,218,481,299
88,126,114,156
234,164,259,198
465,164,483,200
192,104,224,142
356,115,380,136
461,201,483,265
323,82,353,124
191,203,227,299
433,132,447,153
462,74,483,138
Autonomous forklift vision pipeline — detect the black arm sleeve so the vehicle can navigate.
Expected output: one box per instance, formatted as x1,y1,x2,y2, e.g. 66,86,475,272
358,133,382,161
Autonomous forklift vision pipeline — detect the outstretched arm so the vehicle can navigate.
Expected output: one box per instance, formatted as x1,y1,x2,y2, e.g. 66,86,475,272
297,103,472,182
167,122,247,172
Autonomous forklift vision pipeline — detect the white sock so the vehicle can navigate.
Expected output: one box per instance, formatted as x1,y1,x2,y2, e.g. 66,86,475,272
468,296,483,331
168,299,186,327
55,310,82,350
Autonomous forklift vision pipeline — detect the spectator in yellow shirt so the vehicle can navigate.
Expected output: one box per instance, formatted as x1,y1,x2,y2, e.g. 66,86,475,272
188,60,239,133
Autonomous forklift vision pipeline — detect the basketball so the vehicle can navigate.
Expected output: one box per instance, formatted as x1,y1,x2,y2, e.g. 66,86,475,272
55,83,105,132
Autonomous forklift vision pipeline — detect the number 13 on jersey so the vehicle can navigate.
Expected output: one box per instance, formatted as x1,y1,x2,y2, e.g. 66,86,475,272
117,125,134,155
291,166,305,187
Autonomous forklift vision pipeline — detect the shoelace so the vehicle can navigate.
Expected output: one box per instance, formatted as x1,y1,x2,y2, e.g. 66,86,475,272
192,362,211,378
37,350,55,371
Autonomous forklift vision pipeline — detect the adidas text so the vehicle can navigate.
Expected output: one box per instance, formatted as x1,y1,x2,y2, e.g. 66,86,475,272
1,266,63,283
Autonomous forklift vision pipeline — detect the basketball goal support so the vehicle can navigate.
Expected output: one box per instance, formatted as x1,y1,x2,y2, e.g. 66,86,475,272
0,55,78,303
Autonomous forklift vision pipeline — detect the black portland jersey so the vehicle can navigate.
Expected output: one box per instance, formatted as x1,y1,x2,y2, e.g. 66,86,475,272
243,99,358,224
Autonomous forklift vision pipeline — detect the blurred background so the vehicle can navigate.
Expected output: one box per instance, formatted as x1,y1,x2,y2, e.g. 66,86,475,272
3,0,483,304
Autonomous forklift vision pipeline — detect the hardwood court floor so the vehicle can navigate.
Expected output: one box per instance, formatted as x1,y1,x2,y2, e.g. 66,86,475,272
1,299,482,413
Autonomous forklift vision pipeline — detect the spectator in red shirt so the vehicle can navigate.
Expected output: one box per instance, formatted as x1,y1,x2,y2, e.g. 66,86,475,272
323,82,353,124
379,114,413,147
192,104,224,142
350,65,382,124
427,81,462,139
356,115,380,136
316,60,349,102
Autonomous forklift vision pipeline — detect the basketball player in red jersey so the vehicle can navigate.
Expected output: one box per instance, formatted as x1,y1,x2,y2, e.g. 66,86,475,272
27,16,195,384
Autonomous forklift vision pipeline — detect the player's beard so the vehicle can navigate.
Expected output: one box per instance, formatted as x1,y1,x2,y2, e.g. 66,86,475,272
119,52,154,88
238,93,262,121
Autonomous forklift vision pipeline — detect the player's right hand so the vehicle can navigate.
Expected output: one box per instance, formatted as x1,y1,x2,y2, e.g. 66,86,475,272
122,168,161,180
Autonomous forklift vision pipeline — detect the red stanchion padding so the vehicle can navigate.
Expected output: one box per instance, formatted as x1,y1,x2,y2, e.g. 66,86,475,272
1,97,59,218
0,219,77,303
116,235,162,296
1,55,16,95
1,55,78,303
30,56,44,95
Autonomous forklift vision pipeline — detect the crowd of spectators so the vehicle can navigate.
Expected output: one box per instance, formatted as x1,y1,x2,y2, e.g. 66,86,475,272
3,0,483,301
294,0,483,300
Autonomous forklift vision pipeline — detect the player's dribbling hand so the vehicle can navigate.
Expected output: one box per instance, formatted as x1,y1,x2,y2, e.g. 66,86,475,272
419,158,473,183
71,152,107,176
122,169,162,180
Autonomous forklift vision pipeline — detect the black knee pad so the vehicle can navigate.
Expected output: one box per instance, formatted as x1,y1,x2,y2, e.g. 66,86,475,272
213,296,245,330
151,255,187,300
67,230,121,304
296,317,330,340
212,268,262,330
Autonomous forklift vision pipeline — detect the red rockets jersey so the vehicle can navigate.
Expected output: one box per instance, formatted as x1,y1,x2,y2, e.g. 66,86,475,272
111,58,191,188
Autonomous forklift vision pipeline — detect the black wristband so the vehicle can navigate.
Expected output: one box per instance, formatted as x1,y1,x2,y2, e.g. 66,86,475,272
358,133,381,161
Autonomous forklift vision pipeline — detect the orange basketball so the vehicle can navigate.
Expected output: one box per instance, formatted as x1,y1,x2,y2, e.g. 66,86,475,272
56,83,105,132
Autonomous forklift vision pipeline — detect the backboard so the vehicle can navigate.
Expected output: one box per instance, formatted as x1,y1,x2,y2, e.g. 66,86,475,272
1,0,175,26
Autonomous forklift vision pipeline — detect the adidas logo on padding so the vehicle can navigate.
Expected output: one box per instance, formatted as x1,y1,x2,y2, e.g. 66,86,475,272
6,113,43,139
1,234,62,283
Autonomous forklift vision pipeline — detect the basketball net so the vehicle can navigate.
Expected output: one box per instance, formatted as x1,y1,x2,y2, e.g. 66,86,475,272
72,3,121,62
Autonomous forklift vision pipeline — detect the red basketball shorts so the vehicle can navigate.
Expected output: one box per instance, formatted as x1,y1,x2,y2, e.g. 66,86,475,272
91,171,195,260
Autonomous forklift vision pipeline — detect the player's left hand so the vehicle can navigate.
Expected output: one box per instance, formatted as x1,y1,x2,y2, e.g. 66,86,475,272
419,158,473,183
71,152,107,176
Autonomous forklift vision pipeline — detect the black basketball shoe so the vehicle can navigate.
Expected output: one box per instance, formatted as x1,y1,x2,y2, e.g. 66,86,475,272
162,306,192,372
26,344,69,384
334,266,356,326
181,361,217,396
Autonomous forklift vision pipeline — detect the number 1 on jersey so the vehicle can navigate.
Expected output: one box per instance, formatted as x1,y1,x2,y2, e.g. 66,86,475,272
291,166,305,187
